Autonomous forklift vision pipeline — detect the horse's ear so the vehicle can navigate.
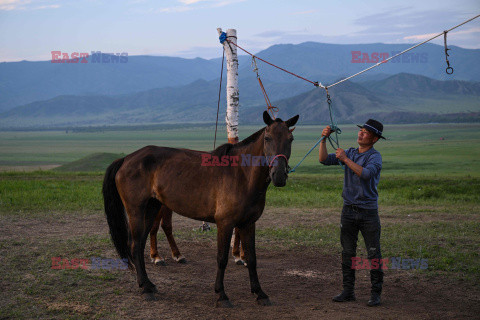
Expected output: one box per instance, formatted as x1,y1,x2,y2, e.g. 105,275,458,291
285,114,299,127
263,111,273,126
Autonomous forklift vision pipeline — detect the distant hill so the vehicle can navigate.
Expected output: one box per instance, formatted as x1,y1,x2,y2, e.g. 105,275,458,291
0,55,220,112
246,80,392,124
364,73,480,97
1,73,478,128
244,73,480,124
0,77,310,127
54,153,124,172
1,42,479,113
243,42,480,84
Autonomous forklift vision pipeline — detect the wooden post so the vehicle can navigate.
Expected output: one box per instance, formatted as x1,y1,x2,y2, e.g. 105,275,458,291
217,28,245,264
217,28,239,144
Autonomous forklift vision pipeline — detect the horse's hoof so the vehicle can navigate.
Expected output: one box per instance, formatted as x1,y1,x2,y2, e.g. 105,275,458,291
141,285,158,301
153,258,166,266
256,297,272,306
173,255,187,264
141,284,158,294
143,293,158,301
215,299,233,308
234,258,245,266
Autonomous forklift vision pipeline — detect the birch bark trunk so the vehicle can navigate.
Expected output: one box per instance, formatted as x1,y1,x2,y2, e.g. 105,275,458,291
217,28,239,144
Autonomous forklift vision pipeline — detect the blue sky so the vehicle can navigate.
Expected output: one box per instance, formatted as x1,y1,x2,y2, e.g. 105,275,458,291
0,0,479,62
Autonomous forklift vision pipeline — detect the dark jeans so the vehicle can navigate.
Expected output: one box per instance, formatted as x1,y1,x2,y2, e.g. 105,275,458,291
340,205,383,294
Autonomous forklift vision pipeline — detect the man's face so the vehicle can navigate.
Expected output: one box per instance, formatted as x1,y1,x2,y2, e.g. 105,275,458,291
357,128,379,147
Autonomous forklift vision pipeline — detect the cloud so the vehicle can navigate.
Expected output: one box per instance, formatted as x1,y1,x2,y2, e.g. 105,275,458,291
289,9,316,15
450,26,480,36
156,0,244,13
402,23,480,44
178,0,206,4
352,8,473,37
35,4,60,9
156,5,192,13
0,0,60,11
0,0,31,11
403,32,441,42
211,0,246,8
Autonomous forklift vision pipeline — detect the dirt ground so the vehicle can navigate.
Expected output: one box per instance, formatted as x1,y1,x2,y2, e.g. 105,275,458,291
1,211,479,320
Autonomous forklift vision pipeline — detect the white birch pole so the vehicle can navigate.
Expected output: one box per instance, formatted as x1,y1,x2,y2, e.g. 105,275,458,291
217,28,239,144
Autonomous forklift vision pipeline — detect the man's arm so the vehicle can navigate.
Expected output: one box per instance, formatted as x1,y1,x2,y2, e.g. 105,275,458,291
361,152,382,179
319,126,331,163
335,148,363,177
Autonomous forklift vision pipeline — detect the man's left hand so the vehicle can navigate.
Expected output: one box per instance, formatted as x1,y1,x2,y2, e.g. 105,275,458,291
336,148,347,162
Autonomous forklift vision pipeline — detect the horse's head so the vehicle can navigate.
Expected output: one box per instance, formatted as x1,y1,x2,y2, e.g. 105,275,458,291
262,111,299,187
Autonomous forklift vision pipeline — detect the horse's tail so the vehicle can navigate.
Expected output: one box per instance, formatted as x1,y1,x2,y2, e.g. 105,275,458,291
102,157,133,268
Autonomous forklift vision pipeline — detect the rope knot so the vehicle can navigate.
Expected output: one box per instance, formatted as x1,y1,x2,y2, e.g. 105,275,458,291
219,32,227,44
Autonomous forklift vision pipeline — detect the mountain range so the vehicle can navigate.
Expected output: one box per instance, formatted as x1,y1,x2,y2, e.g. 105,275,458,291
0,42,479,128
1,72,479,128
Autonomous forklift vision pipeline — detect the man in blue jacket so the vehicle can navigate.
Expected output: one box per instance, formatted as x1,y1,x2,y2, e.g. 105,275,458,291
319,119,386,307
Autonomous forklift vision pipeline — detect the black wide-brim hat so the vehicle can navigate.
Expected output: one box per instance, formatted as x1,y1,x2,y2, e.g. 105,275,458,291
357,119,386,140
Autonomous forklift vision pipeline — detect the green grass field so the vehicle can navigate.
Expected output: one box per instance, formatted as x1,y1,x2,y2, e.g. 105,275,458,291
1,123,479,318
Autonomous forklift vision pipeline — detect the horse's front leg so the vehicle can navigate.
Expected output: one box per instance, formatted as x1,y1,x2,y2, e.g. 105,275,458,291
215,222,234,308
238,222,271,306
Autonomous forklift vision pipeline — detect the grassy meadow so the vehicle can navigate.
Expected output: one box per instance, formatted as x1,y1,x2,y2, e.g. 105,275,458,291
0,123,479,318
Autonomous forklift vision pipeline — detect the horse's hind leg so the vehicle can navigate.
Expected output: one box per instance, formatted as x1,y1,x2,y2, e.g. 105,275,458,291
127,199,161,300
149,210,166,266
160,206,186,263
232,228,246,266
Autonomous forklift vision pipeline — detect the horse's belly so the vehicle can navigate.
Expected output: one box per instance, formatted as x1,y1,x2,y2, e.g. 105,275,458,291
153,172,217,222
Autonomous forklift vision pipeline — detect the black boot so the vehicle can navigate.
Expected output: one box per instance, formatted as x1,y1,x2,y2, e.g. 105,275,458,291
368,267,383,306
367,292,381,306
333,290,356,302
333,263,356,302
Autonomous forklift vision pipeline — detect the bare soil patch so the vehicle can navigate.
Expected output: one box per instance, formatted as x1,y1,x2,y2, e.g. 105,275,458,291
0,209,479,319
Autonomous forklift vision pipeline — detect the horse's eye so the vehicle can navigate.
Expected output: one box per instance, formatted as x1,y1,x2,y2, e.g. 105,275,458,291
265,136,272,142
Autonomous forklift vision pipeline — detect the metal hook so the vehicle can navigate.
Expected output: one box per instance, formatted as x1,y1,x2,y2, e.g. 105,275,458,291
251,56,259,78
444,31,454,75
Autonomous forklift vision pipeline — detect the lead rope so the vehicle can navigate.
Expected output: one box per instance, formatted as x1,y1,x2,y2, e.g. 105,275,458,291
203,46,226,232
213,47,225,149
289,87,342,173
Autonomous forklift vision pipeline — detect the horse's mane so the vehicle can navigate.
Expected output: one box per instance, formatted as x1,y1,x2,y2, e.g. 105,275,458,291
211,126,266,157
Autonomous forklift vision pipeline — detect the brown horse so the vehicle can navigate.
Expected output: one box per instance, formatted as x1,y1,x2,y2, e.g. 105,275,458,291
102,111,298,306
